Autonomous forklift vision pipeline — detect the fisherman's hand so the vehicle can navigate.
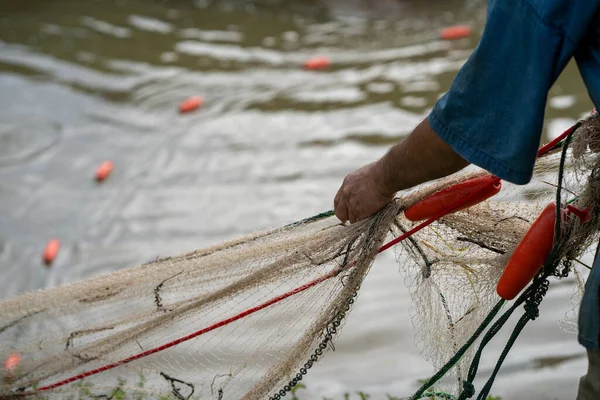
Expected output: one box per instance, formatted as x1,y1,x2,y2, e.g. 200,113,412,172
333,162,395,224
333,118,469,224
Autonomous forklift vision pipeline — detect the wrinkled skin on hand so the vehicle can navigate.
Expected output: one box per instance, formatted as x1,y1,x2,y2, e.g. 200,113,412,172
333,162,395,224
333,118,470,224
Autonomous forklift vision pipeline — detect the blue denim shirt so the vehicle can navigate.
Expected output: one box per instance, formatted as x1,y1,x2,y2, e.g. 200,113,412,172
428,0,600,350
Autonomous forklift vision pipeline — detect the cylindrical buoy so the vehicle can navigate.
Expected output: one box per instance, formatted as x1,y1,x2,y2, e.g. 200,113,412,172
497,202,556,300
95,160,114,182
43,239,60,266
303,56,331,70
404,175,502,222
178,96,203,113
439,25,472,41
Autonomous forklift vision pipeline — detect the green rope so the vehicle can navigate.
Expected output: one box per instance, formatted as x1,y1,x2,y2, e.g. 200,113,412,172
412,126,578,400
284,210,334,228
455,285,536,400
456,128,575,400
410,300,505,400
473,126,576,399
476,312,533,399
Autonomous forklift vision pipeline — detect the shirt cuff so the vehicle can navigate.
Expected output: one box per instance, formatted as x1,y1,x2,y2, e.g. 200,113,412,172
428,109,533,185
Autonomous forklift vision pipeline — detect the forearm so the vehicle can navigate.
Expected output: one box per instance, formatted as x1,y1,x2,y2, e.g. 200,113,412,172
374,118,470,195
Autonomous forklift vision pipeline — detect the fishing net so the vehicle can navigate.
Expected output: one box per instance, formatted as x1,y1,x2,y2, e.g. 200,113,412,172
1,110,600,400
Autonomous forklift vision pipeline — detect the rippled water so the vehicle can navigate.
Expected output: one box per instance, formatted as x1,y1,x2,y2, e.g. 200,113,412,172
0,1,595,399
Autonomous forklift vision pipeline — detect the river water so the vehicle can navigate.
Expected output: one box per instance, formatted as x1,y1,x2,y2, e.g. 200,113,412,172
0,1,595,399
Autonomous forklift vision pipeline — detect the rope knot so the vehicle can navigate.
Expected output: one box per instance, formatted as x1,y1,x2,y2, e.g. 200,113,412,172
524,302,539,320
461,381,475,398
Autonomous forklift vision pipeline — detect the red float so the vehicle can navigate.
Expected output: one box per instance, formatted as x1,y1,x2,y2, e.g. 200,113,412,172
404,175,501,222
178,96,203,113
497,203,556,300
303,56,331,70
43,239,60,266
95,160,114,182
440,25,472,41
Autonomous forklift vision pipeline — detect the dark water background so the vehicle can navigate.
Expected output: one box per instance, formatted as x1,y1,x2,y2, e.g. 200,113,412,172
0,1,595,398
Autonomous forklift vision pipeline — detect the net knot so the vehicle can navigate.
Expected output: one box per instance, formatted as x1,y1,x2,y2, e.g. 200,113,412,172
461,381,475,398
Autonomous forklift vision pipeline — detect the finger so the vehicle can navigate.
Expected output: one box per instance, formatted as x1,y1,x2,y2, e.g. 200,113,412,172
335,198,349,224
348,209,358,224
334,188,342,208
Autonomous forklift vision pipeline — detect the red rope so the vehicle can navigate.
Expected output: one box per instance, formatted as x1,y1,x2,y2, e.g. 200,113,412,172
537,123,579,157
35,270,337,392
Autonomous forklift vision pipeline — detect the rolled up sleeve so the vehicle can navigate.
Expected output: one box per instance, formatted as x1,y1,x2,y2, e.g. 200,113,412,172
428,0,587,184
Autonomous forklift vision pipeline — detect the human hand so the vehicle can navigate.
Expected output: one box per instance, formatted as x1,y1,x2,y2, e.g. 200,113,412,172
332,117,469,224
333,162,395,224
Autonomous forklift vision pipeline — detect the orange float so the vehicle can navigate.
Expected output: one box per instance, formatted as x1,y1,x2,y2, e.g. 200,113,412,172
404,175,501,222
303,56,331,70
496,203,556,300
43,239,60,266
95,160,114,182
3,352,20,378
178,96,203,113
439,25,472,41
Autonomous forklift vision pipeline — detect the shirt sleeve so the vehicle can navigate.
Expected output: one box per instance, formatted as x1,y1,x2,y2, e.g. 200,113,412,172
428,0,598,185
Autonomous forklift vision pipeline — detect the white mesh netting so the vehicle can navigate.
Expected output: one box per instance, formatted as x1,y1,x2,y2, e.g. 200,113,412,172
1,110,600,400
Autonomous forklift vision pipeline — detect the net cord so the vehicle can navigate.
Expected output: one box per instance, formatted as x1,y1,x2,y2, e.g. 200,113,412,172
22,180,502,396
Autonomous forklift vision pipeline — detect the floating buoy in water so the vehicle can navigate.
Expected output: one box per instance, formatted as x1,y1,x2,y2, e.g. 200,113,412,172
178,96,203,113
43,239,60,266
404,175,501,222
303,56,331,70
439,25,472,41
497,202,556,300
3,353,20,378
95,160,114,182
